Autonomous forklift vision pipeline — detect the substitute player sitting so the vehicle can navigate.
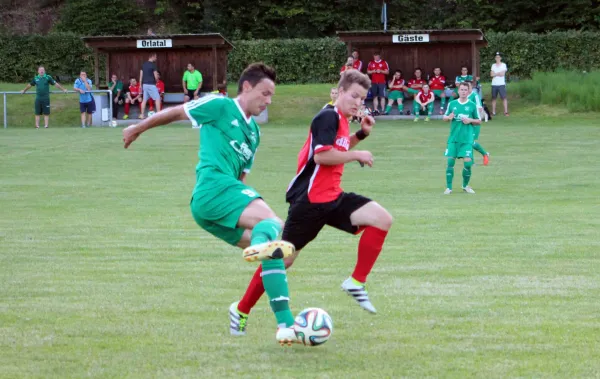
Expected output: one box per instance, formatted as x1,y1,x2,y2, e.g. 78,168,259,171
403,68,426,99
453,66,473,98
124,78,142,120
413,84,435,122
122,63,298,346
385,69,405,114
429,67,447,113
443,82,481,194
230,70,393,336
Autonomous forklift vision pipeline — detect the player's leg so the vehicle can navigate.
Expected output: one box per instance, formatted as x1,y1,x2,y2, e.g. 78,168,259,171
413,101,420,121
140,86,148,119
384,96,394,115
328,193,392,314
35,115,40,129
233,201,327,336
491,86,498,115
371,85,379,114
440,90,447,112
445,143,457,193
148,98,154,112
43,115,49,128
124,98,131,119
43,101,50,128
461,145,475,193
501,86,509,115
426,102,434,121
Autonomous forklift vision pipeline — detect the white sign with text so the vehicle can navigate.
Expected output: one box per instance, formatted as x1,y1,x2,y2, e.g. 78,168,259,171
392,34,430,43
136,39,173,48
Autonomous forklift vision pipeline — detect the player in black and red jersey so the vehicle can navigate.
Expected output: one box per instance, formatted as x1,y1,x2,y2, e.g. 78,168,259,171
229,69,393,336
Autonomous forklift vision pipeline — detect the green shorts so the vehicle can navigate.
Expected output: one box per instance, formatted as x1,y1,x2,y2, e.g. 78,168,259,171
433,89,445,98
34,98,50,115
388,90,404,101
473,125,481,140
190,172,261,246
445,142,473,159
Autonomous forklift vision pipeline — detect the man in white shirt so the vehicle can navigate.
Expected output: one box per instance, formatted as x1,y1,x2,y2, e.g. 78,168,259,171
490,52,509,116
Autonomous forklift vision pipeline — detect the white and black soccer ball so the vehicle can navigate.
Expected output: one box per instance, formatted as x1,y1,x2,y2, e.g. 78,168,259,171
293,307,333,346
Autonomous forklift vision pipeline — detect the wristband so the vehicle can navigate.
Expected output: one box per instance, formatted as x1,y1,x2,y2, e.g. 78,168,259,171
355,129,368,140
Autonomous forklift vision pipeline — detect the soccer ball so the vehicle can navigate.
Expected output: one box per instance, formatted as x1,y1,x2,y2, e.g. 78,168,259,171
148,111,155,117
110,120,118,127
293,307,333,346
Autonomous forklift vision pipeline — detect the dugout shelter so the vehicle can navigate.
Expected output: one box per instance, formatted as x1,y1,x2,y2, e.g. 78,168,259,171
82,33,234,93
337,29,488,80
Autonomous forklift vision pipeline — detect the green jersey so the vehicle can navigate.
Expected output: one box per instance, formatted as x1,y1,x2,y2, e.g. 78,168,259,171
30,74,56,100
110,80,123,97
455,74,473,84
445,99,479,144
468,91,482,108
183,70,203,90
184,95,260,191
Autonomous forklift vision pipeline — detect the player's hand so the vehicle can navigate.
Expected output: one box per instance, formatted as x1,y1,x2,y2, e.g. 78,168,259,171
354,150,374,167
63,89,68,93
461,117,471,125
123,125,141,148
360,115,375,135
20,90,25,94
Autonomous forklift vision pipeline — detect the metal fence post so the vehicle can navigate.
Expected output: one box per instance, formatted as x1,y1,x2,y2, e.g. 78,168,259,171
3,93,7,129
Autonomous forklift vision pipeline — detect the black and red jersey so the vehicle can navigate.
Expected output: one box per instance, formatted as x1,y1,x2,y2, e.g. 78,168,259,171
286,106,350,204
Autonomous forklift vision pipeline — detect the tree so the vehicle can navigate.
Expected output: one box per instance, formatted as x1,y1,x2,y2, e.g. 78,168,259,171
55,0,146,36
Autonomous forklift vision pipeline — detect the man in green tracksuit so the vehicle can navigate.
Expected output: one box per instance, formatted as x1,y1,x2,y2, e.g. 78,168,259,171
21,66,67,129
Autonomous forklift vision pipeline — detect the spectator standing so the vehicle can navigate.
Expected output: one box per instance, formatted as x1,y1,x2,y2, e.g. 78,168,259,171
74,71,95,128
109,74,123,120
20,66,67,129
490,52,509,116
148,71,165,113
182,63,203,102
367,52,389,115
139,53,161,119
351,50,363,71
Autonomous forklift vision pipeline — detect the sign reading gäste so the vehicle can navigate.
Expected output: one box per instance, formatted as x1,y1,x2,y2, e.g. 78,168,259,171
136,39,173,48
392,34,430,43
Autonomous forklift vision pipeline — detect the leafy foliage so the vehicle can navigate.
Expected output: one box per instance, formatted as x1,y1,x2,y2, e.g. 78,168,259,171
55,0,146,36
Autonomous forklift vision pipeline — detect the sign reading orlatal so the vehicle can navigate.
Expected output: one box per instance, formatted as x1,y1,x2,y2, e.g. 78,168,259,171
136,39,173,48
392,34,430,43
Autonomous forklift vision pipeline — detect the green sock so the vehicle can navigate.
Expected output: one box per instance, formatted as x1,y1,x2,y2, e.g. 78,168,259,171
398,104,403,112
473,142,488,156
462,166,472,187
385,105,391,113
250,218,281,245
262,259,294,327
446,158,455,189
441,97,447,109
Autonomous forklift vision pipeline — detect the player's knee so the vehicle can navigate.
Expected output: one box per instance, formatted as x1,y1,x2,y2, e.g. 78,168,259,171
447,158,456,168
284,251,300,269
464,158,473,168
377,208,393,231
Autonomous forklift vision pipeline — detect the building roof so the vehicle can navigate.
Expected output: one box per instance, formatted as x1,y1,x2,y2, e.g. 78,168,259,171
82,33,234,50
337,29,487,44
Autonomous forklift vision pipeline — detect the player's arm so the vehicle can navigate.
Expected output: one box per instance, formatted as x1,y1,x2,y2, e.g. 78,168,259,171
139,70,143,88
367,64,374,75
349,116,374,149
195,73,203,96
381,62,389,75
21,83,33,94
426,94,435,105
53,79,67,93
443,107,454,121
123,105,188,148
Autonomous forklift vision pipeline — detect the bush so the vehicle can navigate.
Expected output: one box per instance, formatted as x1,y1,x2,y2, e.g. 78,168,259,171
227,38,347,84
55,0,146,36
0,33,96,83
512,70,600,112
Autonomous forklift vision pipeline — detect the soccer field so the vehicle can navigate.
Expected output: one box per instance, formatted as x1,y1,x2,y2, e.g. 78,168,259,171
1,90,600,377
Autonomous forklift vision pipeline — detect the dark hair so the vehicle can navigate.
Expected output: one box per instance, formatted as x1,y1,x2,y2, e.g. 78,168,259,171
149,53,157,58
394,69,402,75
188,62,194,67
217,83,227,91
461,65,469,71
237,62,277,94
338,69,371,91
414,67,422,72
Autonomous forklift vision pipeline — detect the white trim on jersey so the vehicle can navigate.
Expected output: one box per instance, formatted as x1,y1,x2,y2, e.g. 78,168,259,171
287,134,313,192
183,94,221,128
307,164,320,196
233,98,253,124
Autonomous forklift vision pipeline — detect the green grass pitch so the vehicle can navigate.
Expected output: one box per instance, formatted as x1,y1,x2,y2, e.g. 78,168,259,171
1,83,600,378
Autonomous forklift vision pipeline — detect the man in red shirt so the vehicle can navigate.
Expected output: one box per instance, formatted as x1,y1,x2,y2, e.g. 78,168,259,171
231,70,393,333
340,57,354,74
413,84,435,122
429,67,447,113
148,71,165,113
124,78,141,120
367,53,389,115
403,68,426,100
352,50,363,71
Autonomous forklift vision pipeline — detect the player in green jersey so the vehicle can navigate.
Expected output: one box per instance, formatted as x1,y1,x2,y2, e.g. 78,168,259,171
122,63,299,346
443,82,481,194
21,66,68,129
466,81,490,166
452,66,473,98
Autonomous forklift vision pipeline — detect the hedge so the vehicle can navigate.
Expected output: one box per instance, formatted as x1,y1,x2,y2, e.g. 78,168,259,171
1,32,600,84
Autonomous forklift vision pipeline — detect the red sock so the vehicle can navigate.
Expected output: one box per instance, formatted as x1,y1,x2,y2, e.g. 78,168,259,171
237,266,265,314
124,103,130,115
148,99,154,111
352,226,388,283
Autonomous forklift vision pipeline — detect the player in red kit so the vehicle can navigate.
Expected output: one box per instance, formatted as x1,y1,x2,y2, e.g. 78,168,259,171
229,70,393,336
413,84,435,122
367,53,389,115
429,67,447,113
403,68,426,100
124,78,142,120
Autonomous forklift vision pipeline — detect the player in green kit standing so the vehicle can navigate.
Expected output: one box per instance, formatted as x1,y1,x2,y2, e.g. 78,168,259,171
443,82,481,194
122,63,299,346
21,66,67,128
466,81,490,166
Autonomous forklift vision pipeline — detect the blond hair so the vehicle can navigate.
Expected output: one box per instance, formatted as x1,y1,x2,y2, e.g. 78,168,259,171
338,69,371,91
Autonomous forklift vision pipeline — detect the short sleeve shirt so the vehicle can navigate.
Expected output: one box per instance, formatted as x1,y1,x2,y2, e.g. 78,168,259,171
142,61,157,85
30,74,56,100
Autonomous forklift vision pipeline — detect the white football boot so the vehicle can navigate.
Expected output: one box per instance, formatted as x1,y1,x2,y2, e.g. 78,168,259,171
276,327,299,346
462,186,476,194
444,188,452,195
229,302,248,336
341,277,377,314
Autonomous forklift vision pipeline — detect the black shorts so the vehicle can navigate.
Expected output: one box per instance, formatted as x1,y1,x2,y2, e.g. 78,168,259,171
491,85,507,100
370,83,387,98
186,88,197,98
79,100,96,114
34,98,50,115
282,192,371,251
